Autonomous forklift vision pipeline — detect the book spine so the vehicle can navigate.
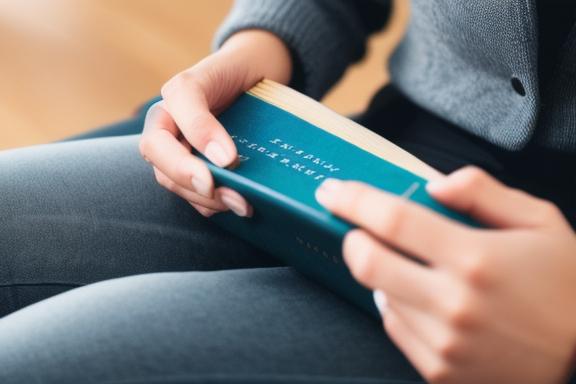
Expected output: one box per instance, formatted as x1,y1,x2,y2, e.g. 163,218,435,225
207,162,380,317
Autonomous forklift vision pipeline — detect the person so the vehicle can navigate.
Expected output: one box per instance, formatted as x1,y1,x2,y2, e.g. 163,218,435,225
0,0,575,383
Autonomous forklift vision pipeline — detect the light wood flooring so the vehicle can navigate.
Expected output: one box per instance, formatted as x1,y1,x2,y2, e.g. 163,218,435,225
0,0,408,150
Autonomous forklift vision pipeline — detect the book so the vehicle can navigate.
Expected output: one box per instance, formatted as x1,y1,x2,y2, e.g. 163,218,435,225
202,79,477,318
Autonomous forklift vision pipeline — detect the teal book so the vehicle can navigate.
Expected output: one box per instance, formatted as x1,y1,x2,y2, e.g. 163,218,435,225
204,80,476,318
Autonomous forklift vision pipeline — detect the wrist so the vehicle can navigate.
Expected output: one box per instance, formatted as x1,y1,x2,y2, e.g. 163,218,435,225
218,29,293,87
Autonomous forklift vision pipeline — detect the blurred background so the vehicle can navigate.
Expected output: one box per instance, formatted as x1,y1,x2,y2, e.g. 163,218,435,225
0,0,408,151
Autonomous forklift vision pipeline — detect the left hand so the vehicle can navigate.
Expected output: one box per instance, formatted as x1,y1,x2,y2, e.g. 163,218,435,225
315,166,576,384
139,30,292,218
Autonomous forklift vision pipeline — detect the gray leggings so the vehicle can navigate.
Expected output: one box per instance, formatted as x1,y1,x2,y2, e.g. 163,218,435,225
0,135,422,384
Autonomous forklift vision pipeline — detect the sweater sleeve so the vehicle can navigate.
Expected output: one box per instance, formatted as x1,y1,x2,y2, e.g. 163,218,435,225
212,0,391,100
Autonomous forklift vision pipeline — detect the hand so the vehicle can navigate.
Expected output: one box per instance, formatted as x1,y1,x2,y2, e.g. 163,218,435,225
139,30,292,217
316,166,576,384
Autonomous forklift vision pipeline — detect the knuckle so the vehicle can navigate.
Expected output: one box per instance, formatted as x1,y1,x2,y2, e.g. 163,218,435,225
458,166,487,187
161,71,190,98
350,245,378,284
460,252,490,288
175,156,193,182
138,138,149,161
435,333,462,362
444,291,477,330
160,79,175,98
450,166,488,196
424,362,452,384
162,69,209,101
139,133,158,162
534,199,563,224
377,201,407,240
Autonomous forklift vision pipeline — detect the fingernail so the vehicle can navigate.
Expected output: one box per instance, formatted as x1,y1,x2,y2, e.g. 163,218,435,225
205,141,233,168
425,176,446,193
191,176,211,198
226,156,242,171
219,189,252,218
373,289,388,316
425,180,440,193
315,178,343,207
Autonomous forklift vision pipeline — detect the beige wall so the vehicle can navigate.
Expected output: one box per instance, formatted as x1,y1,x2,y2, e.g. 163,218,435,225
0,0,408,150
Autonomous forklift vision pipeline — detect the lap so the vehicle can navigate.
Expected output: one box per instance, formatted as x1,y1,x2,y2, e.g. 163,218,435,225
0,267,421,384
0,134,421,383
0,135,280,316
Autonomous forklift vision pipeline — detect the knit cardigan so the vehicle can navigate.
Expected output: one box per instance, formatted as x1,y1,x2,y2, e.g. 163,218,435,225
213,0,576,153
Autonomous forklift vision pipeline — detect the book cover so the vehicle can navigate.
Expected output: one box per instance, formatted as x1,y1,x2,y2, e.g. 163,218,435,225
205,81,478,318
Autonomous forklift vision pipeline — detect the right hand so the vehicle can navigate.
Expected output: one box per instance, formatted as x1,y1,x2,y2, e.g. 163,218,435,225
139,29,293,217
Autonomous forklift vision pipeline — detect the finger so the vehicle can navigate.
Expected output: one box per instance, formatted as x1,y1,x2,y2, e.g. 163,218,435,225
141,100,179,137
345,228,484,337
189,202,219,218
343,229,438,309
141,102,214,199
161,71,238,168
389,297,474,366
317,178,472,266
383,309,448,383
426,166,565,229
217,187,253,218
153,167,228,212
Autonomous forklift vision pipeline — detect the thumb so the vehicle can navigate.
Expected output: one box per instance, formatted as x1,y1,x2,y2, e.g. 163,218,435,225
426,166,556,229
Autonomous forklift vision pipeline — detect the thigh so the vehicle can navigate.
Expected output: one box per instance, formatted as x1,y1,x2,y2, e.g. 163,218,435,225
0,267,422,384
61,115,146,141
0,135,281,316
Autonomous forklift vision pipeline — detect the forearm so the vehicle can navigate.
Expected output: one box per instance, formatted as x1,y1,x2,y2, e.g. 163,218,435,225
218,29,293,88
213,0,392,99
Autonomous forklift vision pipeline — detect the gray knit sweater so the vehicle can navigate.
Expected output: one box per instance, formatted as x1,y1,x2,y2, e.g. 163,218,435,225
213,0,575,153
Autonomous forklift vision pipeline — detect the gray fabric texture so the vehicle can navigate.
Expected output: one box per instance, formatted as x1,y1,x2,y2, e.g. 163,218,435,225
0,135,422,384
0,269,420,384
534,25,576,149
212,0,390,102
0,135,281,317
213,0,576,152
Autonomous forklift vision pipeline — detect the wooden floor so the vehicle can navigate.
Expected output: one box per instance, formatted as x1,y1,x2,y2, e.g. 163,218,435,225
0,0,408,151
